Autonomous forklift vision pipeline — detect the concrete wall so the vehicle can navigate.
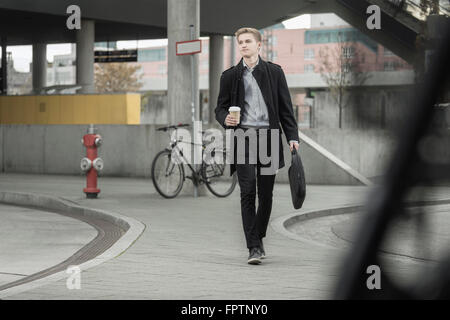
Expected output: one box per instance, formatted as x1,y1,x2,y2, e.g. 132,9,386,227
279,132,362,185
0,124,377,185
140,85,415,130
140,93,168,125
0,125,167,177
313,86,416,130
301,128,397,180
0,86,438,185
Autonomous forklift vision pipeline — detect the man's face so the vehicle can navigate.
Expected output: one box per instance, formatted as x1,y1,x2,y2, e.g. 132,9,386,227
237,33,261,59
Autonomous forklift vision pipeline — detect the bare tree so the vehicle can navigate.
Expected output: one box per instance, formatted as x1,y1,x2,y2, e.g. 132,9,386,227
318,32,370,129
94,62,143,93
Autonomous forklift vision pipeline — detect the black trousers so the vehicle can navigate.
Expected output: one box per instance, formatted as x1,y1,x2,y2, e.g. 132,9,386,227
235,128,276,249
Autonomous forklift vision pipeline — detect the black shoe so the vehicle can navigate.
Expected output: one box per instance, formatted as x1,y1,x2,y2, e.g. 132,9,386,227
247,247,262,265
260,240,266,259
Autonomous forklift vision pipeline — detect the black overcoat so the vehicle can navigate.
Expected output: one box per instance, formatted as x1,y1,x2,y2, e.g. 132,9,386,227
215,56,299,175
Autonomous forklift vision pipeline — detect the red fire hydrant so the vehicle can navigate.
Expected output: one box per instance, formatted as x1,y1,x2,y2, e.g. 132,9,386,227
80,125,104,198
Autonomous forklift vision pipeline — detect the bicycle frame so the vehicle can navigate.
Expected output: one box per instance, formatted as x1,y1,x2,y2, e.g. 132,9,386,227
159,127,233,191
164,128,207,184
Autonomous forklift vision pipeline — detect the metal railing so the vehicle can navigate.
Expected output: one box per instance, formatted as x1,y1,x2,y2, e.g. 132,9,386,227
386,0,450,20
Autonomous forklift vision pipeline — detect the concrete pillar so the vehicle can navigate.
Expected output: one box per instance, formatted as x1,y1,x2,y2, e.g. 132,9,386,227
76,19,95,93
32,43,47,94
422,15,449,74
230,36,236,66
167,0,199,125
209,35,224,125
168,0,204,196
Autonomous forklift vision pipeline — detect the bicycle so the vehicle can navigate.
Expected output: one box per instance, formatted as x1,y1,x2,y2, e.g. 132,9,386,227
151,123,238,199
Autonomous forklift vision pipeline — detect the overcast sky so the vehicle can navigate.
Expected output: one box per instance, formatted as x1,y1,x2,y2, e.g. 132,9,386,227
2,14,311,73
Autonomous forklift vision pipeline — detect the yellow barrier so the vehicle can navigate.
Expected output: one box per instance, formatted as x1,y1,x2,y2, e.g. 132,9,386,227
0,93,141,124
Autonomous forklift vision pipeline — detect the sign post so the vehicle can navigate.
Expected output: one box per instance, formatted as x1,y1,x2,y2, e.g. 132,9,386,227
176,26,202,197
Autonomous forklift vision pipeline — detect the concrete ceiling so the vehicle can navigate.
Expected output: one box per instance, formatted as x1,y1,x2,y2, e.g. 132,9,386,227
0,0,327,45
0,0,422,64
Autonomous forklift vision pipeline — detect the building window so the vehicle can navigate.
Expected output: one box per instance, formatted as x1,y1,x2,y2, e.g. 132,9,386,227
56,58,71,67
272,51,277,60
158,64,167,75
264,51,276,61
305,28,377,52
342,47,355,58
138,48,166,62
317,32,326,42
304,48,315,60
47,72,54,83
267,36,277,46
304,64,315,73
342,63,351,73
384,61,395,71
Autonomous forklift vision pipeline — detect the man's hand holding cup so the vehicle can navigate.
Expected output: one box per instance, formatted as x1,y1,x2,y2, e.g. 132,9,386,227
225,106,241,127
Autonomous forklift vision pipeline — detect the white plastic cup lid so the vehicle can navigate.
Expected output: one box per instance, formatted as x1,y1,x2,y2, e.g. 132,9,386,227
229,106,241,112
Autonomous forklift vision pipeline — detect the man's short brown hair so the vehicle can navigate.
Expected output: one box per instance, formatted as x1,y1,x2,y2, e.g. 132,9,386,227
235,27,262,42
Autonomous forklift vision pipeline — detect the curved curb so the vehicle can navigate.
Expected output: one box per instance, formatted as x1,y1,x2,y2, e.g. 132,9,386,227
0,191,146,299
271,198,450,253
271,204,363,249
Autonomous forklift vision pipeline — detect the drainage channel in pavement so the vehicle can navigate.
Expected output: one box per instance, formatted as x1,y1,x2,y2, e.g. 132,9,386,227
0,203,127,292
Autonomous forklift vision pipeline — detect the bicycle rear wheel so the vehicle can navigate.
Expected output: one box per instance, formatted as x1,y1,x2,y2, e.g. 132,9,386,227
151,150,184,198
202,150,237,197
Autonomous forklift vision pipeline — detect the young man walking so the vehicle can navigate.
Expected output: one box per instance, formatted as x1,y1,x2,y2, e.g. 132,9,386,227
215,27,300,265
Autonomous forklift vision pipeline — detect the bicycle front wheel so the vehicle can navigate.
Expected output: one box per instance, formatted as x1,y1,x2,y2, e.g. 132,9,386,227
151,150,184,198
202,151,237,197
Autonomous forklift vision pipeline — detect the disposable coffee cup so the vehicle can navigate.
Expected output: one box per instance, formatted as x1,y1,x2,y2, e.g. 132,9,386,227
228,106,241,124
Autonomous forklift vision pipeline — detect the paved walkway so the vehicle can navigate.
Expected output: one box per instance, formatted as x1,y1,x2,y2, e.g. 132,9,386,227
0,173,448,299
0,203,96,287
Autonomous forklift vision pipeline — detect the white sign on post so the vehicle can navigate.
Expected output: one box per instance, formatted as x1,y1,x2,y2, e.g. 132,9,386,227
176,40,202,55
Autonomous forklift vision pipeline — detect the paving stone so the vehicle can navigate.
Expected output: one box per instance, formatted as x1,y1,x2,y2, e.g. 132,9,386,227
0,173,448,299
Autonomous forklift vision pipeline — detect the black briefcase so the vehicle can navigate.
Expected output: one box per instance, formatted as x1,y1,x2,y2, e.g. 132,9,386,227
288,148,306,209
